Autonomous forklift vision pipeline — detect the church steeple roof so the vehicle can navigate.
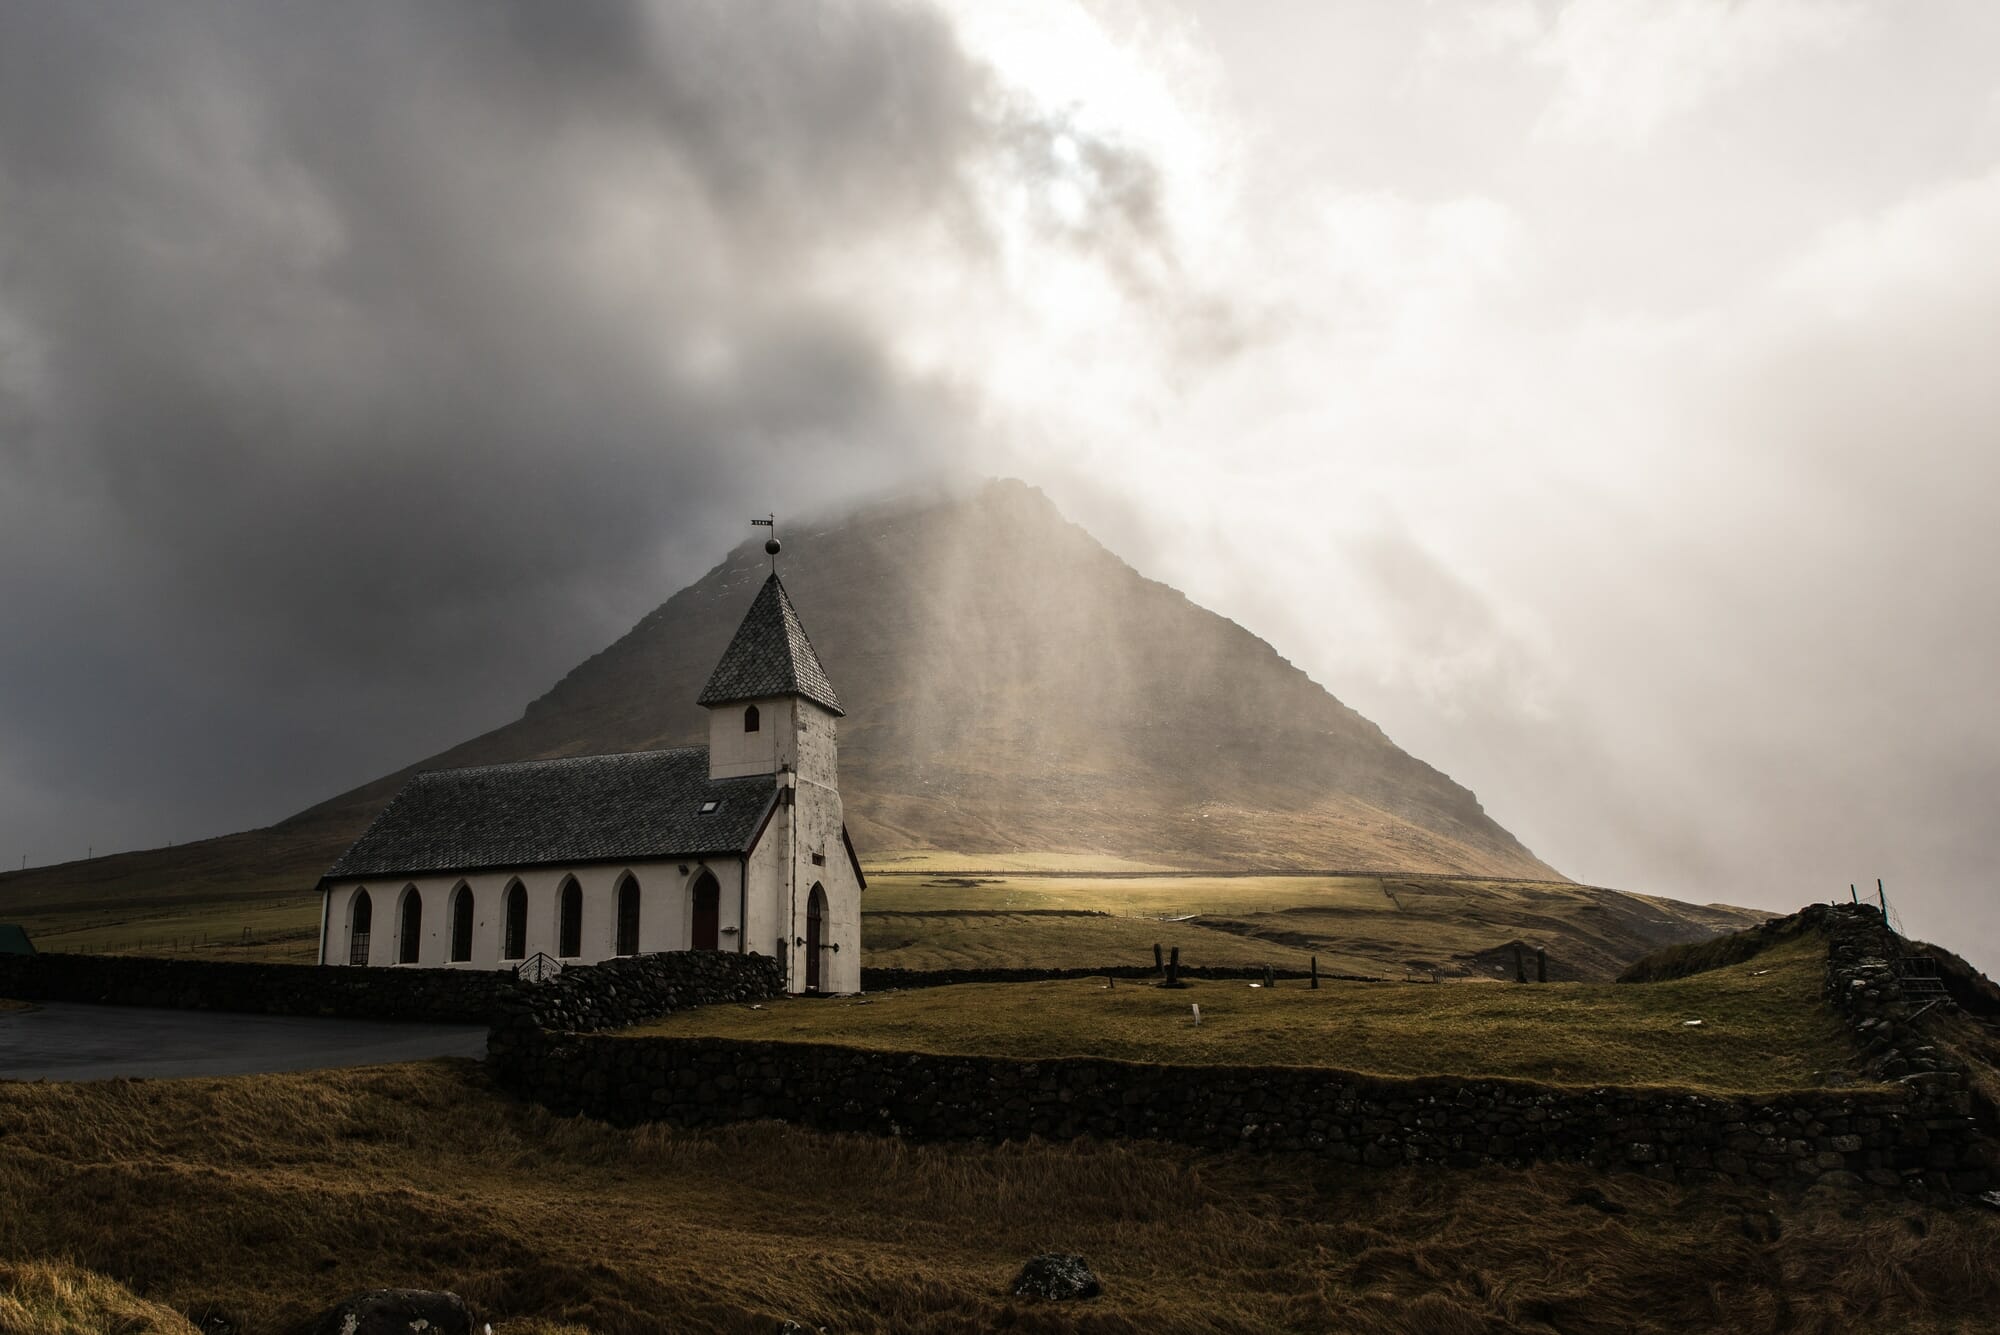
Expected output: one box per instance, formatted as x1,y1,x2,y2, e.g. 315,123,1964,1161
697,573,844,717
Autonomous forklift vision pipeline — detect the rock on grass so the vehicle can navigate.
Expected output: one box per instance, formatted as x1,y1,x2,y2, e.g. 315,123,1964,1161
1011,1254,1101,1301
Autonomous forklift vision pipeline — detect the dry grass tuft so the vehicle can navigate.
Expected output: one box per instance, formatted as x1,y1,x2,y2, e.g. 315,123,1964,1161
0,1257,200,1334
2,1060,1997,1333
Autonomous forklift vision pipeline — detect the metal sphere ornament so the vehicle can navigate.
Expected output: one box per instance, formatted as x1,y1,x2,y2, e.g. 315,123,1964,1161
765,537,782,556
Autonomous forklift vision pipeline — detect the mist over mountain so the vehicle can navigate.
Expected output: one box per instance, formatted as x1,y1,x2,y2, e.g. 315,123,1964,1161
0,480,1557,917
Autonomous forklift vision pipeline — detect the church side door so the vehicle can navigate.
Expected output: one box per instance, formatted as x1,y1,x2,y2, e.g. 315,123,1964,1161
691,871,720,951
805,882,826,992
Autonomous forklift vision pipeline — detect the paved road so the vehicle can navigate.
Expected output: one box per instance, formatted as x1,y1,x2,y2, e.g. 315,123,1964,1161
0,1001,487,1081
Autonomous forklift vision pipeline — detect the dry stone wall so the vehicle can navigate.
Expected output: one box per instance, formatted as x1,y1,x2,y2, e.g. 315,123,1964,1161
0,952,521,1023
0,949,783,1029
489,1032,1984,1193
483,903,1993,1197
860,964,1357,990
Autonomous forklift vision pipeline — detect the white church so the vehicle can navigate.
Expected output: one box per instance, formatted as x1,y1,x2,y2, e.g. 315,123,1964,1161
315,568,864,994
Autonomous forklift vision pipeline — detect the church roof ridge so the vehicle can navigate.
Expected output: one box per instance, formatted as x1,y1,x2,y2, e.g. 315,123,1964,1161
322,747,778,883
411,744,707,781
697,572,843,715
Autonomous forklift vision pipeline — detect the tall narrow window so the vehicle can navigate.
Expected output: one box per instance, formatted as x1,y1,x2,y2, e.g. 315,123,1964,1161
690,870,720,951
615,875,641,956
398,886,422,965
743,704,760,733
503,881,527,961
805,882,827,993
559,878,583,959
349,889,372,966
450,884,474,963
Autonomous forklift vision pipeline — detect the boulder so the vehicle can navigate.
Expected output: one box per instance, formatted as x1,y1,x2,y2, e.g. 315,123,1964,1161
1011,1254,1101,1301
290,1289,477,1335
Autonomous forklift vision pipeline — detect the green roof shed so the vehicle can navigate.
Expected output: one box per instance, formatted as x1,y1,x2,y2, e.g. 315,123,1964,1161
0,925,36,955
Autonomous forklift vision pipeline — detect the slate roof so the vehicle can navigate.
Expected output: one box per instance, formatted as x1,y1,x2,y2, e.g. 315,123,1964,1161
697,573,844,716
322,748,778,883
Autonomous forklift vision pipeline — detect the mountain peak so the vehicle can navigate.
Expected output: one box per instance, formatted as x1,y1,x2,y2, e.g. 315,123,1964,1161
472,482,1555,875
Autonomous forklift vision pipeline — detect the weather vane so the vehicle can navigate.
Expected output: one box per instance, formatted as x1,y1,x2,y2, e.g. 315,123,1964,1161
752,513,778,571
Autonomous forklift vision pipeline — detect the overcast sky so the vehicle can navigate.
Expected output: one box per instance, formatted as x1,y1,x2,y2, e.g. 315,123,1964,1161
3,2,1996,967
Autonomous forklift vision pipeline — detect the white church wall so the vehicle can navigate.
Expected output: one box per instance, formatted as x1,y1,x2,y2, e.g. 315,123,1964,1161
744,814,786,965
795,701,839,790
789,775,861,994
708,696,796,779
320,858,750,972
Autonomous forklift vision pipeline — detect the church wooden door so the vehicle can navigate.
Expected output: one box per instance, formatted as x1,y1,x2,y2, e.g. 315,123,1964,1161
805,883,826,992
691,871,720,951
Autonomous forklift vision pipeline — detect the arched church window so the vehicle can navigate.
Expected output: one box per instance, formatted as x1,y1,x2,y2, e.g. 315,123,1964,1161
398,886,421,964
615,874,641,956
349,889,372,966
503,881,528,961
450,884,474,963
559,877,583,959
744,704,760,733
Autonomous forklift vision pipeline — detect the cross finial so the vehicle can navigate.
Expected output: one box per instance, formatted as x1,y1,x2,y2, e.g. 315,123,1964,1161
752,514,779,571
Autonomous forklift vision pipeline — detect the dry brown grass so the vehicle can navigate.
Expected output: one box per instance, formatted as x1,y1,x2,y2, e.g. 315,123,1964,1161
0,1258,199,1334
2,1060,1997,1334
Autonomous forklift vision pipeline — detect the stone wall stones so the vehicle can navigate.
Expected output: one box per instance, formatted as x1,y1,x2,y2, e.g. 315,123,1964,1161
860,964,1357,991
488,1031,1985,1194
482,903,1993,1197
0,948,784,1029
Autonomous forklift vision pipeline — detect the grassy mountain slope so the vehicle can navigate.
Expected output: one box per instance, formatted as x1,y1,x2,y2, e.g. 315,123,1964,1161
1,480,1562,931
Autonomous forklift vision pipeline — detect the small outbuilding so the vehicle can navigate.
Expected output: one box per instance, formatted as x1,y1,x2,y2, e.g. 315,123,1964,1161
0,924,35,956
316,570,864,994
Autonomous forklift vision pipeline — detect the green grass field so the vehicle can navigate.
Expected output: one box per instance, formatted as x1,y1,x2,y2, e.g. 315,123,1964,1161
862,910,1321,971
623,932,1858,1093
1,1058,1993,1335
858,872,1763,979
9,894,322,963
6,865,1765,980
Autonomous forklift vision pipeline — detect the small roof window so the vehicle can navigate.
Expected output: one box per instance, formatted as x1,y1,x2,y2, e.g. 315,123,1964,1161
698,799,721,814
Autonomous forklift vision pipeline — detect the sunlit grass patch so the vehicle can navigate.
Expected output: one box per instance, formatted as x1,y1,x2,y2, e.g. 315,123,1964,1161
0,1258,200,1335
863,910,1319,971
864,849,1186,874
627,932,1858,1093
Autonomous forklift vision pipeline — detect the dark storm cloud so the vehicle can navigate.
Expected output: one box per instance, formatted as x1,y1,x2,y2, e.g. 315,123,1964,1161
0,0,1025,857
